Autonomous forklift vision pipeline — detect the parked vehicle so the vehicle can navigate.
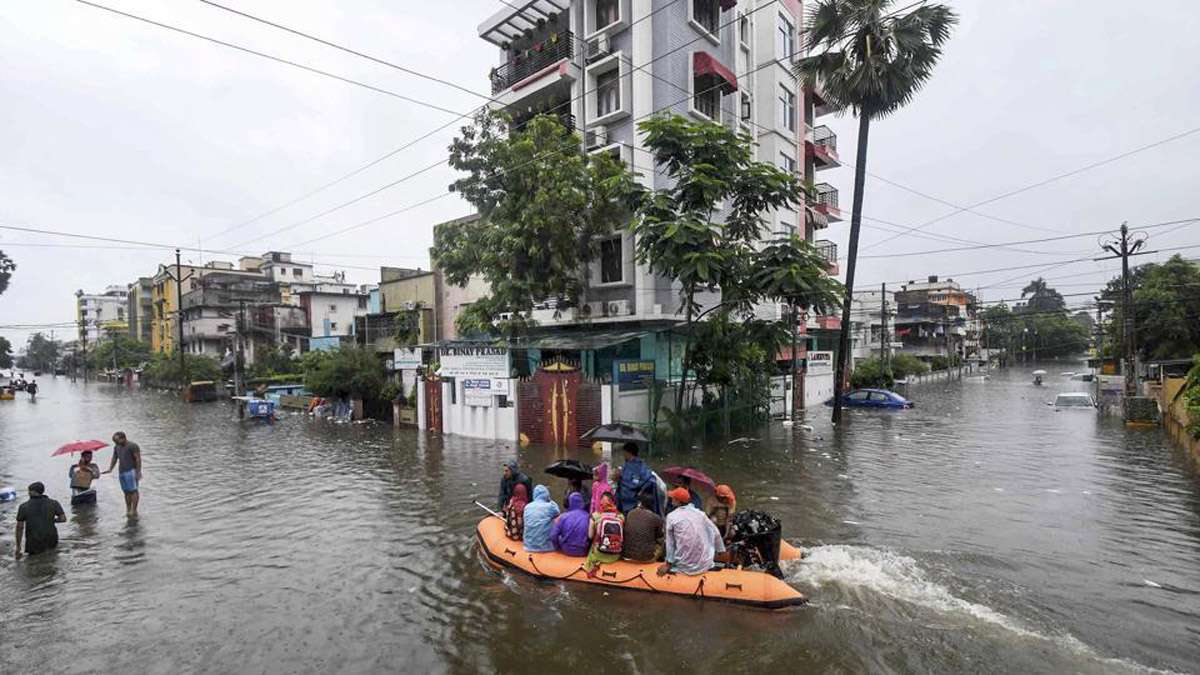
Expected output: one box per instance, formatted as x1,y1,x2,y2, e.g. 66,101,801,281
825,388,913,409
1053,392,1096,410
183,380,219,402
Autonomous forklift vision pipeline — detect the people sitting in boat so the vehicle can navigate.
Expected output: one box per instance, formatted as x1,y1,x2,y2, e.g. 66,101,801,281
503,483,529,541
621,491,664,563
708,484,736,541
550,492,590,557
589,463,612,515
665,476,703,516
585,492,624,578
616,442,658,515
521,485,559,553
68,450,101,502
562,477,590,512
657,487,725,577
497,460,533,512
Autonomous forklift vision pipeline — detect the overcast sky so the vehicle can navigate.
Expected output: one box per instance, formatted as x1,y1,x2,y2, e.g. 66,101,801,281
2,0,1199,349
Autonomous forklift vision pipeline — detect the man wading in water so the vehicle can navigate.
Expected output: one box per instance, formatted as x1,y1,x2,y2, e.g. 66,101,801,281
102,431,142,517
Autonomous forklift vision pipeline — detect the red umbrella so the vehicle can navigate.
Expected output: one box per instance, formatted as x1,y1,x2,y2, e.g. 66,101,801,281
661,466,716,492
52,440,109,457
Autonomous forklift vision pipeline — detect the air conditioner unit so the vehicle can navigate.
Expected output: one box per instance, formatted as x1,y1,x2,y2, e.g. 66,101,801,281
587,125,609,149
604,300,630,316
404,301,417,311
586,34,611,62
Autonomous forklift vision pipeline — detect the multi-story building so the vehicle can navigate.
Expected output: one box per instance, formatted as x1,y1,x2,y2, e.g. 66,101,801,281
149,261,263,354
299,290,369,351
893,276,978,361
478,0,839,324
75,286,129,343
127,277,154,344
179,271,288,364
848,288,895,366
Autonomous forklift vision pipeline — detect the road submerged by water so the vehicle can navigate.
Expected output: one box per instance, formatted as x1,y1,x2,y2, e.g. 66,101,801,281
2,367,1198,673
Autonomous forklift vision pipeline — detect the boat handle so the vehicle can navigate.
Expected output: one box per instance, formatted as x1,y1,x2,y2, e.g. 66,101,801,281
602,570,617,579
504,548,516,557
725,583,742,591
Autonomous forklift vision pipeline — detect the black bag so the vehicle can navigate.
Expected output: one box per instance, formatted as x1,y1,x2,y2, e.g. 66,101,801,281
728,510,783,579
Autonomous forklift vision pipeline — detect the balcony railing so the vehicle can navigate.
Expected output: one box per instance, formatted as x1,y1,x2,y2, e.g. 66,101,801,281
812,125,836,153
815,239,837,264
815,183,839,208
514,110,575,133
490,31,574,94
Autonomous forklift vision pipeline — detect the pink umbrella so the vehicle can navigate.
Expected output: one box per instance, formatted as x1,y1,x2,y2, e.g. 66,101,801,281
661,466,716,492
51,440,109,457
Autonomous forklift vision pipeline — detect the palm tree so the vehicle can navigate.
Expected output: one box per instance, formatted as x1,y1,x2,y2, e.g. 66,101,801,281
795,0,957,423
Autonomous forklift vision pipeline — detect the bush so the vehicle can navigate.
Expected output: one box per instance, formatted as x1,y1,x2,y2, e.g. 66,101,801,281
930,354,962,372
248,345,300,379
851,357,893,389
142,352,222,385
303,345,385,401
891,353,930,379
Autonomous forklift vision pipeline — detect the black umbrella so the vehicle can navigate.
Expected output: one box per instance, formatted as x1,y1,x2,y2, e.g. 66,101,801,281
580,423,649,445
544,459,593,480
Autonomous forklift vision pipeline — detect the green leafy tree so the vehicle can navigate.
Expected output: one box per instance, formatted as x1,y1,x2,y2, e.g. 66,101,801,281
750,235,845,417
1103,255,1200,360
0,251,14,295
303,345,385,402
795,0,957,422
143,352,221,384
248,344,300,379
1019,277,1066,313
434,110,639,336
630,114,807,410
0,336,12,369
85,334,151,371
19,332,60,371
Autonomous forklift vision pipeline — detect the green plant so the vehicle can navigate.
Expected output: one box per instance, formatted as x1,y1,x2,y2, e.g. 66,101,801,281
850,357,893,389
142,352,221,384
303,345,385,401
85,334,151,372
0,250,14,296
796,0,957,422
248,344,300,379
890,353,929,380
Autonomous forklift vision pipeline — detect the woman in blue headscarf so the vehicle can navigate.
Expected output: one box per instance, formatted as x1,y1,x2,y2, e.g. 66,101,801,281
522,485,560,553
549,492,590,557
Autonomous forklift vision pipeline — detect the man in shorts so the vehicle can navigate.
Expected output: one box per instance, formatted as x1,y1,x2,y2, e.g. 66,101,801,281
103,431,142,517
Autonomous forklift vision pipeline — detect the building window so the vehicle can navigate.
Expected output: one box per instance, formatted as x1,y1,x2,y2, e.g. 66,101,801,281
596,0,619,29
293,268,302,277
779,84,796,131
597,69,620,117
693,71,721,121
739,12,750,48
740,92,752,123
330,322,338,332
692,0,719,37
329,304,337,312
777,13,795,61
357,296,367,309
600,238,623,284
779,151,797,175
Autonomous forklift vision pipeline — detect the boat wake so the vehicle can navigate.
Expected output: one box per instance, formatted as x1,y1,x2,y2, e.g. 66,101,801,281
787,544,1176,674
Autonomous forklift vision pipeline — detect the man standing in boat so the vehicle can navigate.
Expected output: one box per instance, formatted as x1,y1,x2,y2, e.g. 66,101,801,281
616,443,658,515
102,431,142,517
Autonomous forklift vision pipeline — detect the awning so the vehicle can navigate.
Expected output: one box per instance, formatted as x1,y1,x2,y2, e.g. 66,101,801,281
693,52,737,94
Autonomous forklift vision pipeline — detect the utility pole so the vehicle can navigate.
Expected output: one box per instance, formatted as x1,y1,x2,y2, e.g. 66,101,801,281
81,321,88,382
1098,222,1150,397
235,299,246,419
879,283,887,365
175,249,188,382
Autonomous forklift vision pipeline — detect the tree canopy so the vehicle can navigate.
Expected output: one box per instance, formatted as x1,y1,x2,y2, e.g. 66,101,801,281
1102,254,1200,360
86,334,151,371
434,110,640,336
981,280,1089,362
303,346,385,401
0,250,14,296
17,332,60,371
0,336,12,369
1019,277,1066,313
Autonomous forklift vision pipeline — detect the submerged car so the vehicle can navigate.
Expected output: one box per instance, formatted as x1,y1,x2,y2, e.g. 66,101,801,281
1053,392,1096,410
826,388,913,409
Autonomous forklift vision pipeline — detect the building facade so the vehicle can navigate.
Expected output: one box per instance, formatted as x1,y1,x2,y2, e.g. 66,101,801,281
893,276,978,361
300,290,369,350
127,277,154,344
75,286,129,343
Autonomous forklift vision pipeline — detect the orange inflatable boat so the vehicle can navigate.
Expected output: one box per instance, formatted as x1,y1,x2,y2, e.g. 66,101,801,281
476,516,808,609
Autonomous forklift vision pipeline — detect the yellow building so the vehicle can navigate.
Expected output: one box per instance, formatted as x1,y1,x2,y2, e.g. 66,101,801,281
149,261,261,354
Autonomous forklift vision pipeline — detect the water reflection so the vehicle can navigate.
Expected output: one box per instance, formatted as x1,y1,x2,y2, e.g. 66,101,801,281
0,371,1198,672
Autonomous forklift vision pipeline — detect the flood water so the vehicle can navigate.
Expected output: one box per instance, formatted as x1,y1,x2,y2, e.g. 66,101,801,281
2,366,1199,674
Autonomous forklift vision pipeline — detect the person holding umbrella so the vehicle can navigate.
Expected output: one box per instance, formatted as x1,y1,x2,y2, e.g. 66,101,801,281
68,450,102,506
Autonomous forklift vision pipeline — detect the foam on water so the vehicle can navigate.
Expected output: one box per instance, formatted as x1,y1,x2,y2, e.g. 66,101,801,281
790,545,1177,674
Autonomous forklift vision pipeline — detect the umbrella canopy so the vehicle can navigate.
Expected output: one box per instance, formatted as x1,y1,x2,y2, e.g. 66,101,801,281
544,459,593,481
52,440,108,457
1031,369,1047,376
660,466,716,491
580,423,649,445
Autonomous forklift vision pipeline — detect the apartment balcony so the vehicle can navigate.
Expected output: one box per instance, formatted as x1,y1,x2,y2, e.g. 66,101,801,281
814,183,842,222
806,125,840,170
805,82,841,117
513,109,576,133
814,239,839,276
478,0,570,46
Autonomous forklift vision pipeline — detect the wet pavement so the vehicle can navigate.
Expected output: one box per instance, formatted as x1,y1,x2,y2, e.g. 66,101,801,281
1,366,1198,673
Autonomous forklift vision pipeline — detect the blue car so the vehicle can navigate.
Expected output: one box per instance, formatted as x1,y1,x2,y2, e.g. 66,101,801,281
825,388,913,409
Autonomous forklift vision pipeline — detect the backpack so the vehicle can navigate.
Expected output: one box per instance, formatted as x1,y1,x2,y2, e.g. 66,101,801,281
596,513,624,555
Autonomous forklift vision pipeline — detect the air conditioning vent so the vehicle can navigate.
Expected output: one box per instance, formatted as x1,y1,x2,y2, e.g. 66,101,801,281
586,34,611,62
404,301,417,311
586,125,609,149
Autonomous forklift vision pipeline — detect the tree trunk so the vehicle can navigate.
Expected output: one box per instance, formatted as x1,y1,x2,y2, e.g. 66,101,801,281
831,114,871,424
790,300,799,421
676,301,694,412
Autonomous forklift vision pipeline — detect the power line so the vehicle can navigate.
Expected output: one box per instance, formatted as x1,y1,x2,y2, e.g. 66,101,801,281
857,124,1200,252
75,1,465,116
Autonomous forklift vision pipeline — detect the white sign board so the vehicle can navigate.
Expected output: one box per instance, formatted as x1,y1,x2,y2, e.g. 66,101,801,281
439,346,510,379
393,347,421,370
464,391,494,407
808,351,833,370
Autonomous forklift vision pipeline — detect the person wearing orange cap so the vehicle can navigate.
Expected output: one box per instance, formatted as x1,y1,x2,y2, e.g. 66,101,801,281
656,486,724,577
708,485,736,541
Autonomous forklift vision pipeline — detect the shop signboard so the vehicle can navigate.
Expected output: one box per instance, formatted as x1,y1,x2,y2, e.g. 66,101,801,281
613,359,655,391
439,346,510,379
393,347,421,371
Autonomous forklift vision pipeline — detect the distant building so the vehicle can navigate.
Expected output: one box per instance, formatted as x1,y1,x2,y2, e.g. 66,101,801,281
849,288,895,366
893,276,979,361
300,290,368,351
75,286,129,343
127,277,154,344
149,260,261,354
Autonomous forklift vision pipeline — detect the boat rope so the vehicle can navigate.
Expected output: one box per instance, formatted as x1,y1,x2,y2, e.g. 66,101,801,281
527,555,588,581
